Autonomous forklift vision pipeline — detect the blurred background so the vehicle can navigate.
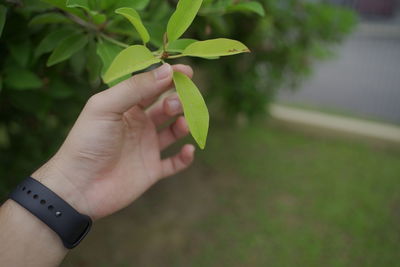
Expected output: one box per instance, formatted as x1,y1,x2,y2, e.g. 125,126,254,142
1,0,400,266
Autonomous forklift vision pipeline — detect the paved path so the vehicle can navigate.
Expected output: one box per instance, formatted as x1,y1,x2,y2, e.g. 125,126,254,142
277,23,400,125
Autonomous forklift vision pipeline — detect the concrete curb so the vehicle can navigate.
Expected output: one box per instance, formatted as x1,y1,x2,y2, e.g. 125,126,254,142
357,22,400,39
270,104,400,146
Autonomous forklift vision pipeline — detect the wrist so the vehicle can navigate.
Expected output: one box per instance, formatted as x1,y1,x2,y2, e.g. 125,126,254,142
0,200,68,265
31,157,93,219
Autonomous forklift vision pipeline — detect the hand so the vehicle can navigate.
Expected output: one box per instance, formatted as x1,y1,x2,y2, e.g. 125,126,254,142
32,63,195,220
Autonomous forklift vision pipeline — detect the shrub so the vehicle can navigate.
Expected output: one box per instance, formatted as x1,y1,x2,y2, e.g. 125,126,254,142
0,0,356,198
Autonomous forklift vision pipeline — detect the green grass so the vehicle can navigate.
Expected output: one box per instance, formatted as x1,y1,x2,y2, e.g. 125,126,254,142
63,122,400,267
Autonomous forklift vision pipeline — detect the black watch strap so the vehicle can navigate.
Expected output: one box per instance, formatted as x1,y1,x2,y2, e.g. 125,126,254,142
9,177,92,249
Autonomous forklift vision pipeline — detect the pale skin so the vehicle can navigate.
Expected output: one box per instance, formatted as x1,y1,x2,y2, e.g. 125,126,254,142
0,63,195,266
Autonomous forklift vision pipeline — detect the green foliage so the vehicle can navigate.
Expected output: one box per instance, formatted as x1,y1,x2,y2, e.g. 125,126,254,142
173,72,209,149
0,0,356,198
0,5,6,37
4,66,43,90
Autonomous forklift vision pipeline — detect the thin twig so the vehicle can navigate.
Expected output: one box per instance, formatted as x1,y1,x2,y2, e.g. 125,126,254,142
99,33,129,48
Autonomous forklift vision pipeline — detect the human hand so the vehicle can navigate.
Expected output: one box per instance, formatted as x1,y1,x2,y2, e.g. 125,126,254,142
32,64,195,220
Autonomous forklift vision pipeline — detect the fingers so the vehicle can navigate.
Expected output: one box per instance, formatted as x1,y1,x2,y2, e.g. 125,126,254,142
147,93,183,126
137,64,194,109
172,64,193,79
87,63,173,115
161,144,195,178
158,116,189,150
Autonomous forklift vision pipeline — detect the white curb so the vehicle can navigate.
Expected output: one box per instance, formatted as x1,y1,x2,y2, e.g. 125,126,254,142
270,104,400,145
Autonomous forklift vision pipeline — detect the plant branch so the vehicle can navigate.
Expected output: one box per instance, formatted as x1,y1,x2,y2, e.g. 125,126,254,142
165,54,185,59
65,12,98,32
99,33,129,48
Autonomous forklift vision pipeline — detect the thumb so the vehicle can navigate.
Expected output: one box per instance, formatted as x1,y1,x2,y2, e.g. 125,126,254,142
88,64,173,115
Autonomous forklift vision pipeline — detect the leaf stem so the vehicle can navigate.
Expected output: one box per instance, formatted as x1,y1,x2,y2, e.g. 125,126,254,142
99,33,129,48
166,54,185,59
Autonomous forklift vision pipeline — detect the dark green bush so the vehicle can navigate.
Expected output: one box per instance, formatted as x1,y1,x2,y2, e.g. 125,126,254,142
0,0,356,198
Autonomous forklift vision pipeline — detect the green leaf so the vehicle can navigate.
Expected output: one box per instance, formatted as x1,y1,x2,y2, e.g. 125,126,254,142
47,33,88,66
4,66,43,90
115,8,150,45
0,5,7,38
183,38,250,58
116,0,150,11
35,28,77,59
96,39,131,86
91,11,106,24
29,13,70,25
226,1,265,16
8,41,31,67
167,0,203,43
103,45,160,84
96,38,122,74
41,0,86,19
69,49,86,76
167,38,197,53
173,71,209,149
144,22,164,47
87,41,102,84
48,78,74,99
66,0,90,10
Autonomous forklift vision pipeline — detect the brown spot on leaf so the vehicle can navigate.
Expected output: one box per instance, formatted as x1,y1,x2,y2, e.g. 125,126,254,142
228,49,238,53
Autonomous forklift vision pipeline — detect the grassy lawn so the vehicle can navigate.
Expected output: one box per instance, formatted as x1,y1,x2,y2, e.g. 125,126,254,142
62,122,400,267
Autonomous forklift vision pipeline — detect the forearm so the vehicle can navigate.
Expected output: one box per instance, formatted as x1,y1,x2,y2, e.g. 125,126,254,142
0,161,86,267
0,200,67,267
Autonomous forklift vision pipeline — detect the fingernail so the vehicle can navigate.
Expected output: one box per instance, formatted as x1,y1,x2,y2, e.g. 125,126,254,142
154,63,171,80
188,145,195,154
167,98,181,113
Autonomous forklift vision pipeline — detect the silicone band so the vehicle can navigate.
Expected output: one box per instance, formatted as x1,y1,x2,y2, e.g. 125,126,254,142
9,177,92,249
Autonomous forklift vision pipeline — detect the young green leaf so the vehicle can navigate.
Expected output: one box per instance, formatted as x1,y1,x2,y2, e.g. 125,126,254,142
183,38,250,58
35,28,77,59
103,45,160,84
47,33,88,66
226,2,265,17
173,71,209,149
167,38,197,53
115,7,150,45
0,5,7,38
167,0,203,43
29,13,70,25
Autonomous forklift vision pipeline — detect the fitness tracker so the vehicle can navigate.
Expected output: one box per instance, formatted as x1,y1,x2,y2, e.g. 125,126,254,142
9,177,92,249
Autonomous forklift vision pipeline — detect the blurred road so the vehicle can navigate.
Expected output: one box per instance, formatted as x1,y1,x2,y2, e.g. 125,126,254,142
277,22,400,125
